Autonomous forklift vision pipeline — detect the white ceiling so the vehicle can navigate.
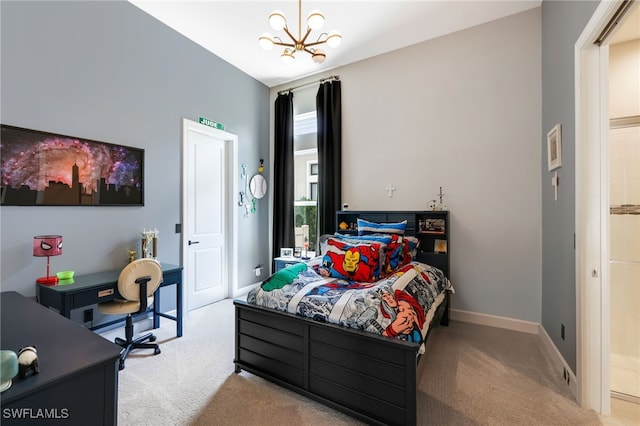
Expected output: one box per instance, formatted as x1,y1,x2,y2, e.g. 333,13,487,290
129,0,543,88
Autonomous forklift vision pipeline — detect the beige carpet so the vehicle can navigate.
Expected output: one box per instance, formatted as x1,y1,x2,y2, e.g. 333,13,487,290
113,298,602,425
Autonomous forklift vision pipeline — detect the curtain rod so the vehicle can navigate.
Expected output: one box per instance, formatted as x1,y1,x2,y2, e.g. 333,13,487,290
278,75,339,95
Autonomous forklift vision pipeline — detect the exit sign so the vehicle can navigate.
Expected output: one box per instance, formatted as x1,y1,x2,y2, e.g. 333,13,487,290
199,116,225,131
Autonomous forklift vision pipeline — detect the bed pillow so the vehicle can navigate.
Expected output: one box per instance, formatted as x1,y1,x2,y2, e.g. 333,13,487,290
377,234,421,274
334,232,393,246
357,218,407,236
403,236,420,263
332,233,390,277
318,237,382,282
336,233,410,276
318,234,334,257
337,232,402,275
382,234,405,274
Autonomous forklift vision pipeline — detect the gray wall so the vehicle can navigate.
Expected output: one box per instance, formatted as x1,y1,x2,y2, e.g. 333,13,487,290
540,0,599,373
273,8,543,323
1,0,603,374
277,2,600,374
0,1,270,306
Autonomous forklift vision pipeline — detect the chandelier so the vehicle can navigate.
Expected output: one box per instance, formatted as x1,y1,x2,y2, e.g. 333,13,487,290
259,0,342,64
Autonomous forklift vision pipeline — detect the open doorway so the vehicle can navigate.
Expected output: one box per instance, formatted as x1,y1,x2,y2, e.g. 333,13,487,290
576,0,639,415
608,21,640,403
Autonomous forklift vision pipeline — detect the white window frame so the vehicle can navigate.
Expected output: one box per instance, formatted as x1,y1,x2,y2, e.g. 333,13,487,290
307,160,318,201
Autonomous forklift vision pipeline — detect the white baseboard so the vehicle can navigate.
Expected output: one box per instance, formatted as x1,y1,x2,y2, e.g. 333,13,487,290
450,308,578,400
538,323,578,398
450,308,539,334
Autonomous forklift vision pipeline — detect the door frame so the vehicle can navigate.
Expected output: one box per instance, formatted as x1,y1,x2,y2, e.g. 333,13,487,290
181,118,238,311
575,0,622,415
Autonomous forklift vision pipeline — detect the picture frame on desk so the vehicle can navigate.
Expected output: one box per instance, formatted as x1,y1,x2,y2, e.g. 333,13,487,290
419,218,446,234
280,247,293,257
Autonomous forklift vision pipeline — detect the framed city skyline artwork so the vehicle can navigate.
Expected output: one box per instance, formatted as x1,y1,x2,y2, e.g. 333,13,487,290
1,124,144,206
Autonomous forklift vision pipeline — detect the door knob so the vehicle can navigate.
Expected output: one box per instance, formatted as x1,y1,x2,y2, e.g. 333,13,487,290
188,240,200,245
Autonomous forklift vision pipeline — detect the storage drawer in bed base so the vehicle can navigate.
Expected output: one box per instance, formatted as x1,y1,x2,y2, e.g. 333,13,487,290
234,300,424,426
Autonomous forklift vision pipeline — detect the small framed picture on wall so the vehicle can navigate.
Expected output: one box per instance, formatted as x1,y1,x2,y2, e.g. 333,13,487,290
547,123,562,171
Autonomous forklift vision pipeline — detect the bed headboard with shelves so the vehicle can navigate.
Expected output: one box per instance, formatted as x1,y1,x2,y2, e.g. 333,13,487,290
335,210,450,277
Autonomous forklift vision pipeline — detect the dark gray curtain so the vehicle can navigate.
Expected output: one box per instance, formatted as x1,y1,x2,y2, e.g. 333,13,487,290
272,92,295,258
316,79,342,236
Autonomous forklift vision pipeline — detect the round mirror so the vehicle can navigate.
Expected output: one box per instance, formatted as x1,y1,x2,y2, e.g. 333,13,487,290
249,174,267,199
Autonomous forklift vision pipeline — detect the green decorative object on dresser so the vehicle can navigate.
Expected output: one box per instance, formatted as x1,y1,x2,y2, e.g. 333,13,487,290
0,350,18,392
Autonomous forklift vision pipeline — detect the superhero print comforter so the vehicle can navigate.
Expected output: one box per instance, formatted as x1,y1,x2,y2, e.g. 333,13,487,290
246,261,453,351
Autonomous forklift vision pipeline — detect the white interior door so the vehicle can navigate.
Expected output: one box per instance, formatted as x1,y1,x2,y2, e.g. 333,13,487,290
183,119,236,311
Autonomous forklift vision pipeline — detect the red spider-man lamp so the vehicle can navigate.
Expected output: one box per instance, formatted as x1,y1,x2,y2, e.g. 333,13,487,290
33,235,63,285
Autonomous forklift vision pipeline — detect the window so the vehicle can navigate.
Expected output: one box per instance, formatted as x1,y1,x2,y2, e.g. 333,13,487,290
294,112,318,252
307,160,318,201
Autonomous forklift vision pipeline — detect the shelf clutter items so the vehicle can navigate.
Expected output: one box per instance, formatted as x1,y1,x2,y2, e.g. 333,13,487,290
335,210,450,278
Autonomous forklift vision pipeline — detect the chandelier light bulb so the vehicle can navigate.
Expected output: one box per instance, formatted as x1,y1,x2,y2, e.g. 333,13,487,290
269,11,287,31
281,49,295,64
259,33,275,50
311,49,326,64
307,10,324,31
326,31,342,48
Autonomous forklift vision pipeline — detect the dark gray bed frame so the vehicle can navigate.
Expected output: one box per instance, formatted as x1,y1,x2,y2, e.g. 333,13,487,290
233,210,451,425
233,293,449,426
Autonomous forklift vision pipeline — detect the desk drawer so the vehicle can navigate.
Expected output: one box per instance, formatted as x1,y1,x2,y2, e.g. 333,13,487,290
72,285,117,308
161,269,181,285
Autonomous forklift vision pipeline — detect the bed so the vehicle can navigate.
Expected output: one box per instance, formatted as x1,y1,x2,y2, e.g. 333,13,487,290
234,211,452,426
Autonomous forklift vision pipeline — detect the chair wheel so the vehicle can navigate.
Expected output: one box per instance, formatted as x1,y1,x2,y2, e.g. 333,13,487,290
154,347,161,355
149,335,157,342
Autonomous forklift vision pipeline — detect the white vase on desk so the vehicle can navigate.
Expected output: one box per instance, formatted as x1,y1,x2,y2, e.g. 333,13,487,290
0,349,18,392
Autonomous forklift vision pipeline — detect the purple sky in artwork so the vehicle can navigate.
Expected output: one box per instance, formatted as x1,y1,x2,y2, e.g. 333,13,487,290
1,131,141,193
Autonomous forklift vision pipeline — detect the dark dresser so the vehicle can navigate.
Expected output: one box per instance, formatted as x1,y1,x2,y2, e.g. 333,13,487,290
0,291,121,425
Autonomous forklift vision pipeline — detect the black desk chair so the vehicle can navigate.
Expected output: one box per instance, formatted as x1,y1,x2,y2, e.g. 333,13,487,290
98,258,163,370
